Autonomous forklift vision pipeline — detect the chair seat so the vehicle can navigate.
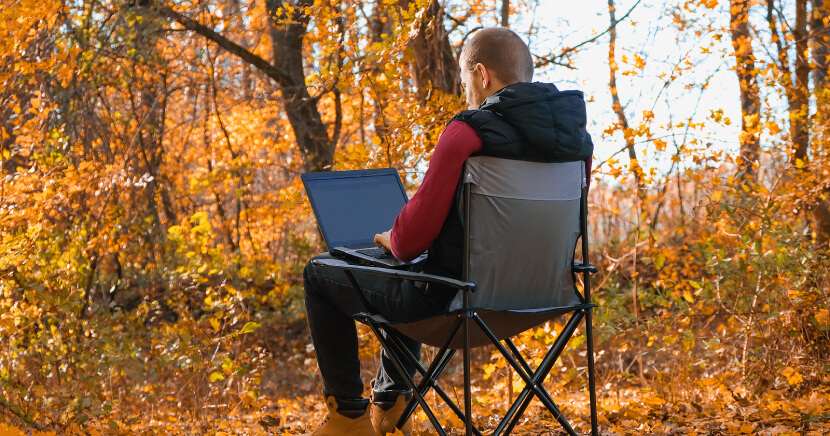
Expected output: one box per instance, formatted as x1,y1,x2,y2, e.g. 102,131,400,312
355,304,592,348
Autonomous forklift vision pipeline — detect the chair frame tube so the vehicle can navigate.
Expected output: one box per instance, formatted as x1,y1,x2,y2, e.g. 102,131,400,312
581,184,600,435
462,182,474,436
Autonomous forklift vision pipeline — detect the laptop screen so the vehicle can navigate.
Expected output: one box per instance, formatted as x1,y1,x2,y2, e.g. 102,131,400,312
302,169,408,249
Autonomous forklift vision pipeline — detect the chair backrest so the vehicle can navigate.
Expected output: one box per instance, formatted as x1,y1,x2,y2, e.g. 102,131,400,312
448,156,584,311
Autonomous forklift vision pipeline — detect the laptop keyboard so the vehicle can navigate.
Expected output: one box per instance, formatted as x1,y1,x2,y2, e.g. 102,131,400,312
356,247,392,259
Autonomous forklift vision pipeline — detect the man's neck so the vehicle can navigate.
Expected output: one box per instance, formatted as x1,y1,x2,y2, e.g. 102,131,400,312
477,81,515,108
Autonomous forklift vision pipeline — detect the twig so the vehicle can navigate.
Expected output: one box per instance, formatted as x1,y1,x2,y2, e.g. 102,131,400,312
534,0,643,68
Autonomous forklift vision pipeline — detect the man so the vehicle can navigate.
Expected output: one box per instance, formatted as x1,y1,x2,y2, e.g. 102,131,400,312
303,27,593,435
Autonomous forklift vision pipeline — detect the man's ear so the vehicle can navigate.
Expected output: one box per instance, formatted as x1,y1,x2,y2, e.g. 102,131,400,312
475,63,490,88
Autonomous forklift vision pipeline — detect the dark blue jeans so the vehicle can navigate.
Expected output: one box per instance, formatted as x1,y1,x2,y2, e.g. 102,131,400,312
303,254,455,405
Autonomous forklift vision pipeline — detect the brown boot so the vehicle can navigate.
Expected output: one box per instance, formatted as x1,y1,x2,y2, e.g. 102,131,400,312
370,392,413,435
312,396,377,436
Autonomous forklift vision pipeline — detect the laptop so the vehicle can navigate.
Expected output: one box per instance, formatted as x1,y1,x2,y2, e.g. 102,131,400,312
301,168,427,268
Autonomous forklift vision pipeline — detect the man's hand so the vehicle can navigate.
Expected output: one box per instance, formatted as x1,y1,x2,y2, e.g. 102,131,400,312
373,230,392,253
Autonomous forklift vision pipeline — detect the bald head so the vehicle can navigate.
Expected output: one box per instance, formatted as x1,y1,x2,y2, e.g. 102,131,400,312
461,28,534,85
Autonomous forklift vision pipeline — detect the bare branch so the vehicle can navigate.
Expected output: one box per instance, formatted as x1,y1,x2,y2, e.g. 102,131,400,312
535,0,642,69
156,5,294,87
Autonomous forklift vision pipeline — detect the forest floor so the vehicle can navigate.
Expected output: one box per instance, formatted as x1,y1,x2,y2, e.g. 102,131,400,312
1,318,829,435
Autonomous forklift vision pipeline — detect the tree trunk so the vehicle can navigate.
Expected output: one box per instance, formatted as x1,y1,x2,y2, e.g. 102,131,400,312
608,0,646,201
730,0,762,179
792,0,810,161
406,0,460,97
129,8,175,236
811,0,830,245
813,0,830,122
767,0,810,163
501,0,510,27
266,0,334,171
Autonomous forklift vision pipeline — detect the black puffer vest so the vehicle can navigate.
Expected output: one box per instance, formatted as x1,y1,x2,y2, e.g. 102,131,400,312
422,82,594,281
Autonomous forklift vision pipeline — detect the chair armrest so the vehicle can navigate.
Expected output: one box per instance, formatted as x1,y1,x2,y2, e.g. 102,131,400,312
573,262,598,274
311,257,476,291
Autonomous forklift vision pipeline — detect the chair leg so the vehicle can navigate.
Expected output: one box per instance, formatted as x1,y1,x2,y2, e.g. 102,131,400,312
370,322,483,435
383,327,481,436
396,347,456,429
502,312,583,436
501,336,563,414
365,322,448,436
475,312,580,436
500,337,568,432
585,307,599,436
389,342,482,436
503,319,582,435
463,313,473,436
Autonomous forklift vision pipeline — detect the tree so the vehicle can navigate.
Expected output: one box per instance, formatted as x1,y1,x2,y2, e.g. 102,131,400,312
158,1,334,171
406,0,460,98
767,0,810,163
730,0,762,179
792,0,810,161
811,0,830,244
608,0,646,200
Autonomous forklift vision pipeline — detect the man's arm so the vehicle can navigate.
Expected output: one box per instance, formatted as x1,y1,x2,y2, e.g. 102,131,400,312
386,121,483,261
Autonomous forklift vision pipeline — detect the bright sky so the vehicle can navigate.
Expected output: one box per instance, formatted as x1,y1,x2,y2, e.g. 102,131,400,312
453,0,746,175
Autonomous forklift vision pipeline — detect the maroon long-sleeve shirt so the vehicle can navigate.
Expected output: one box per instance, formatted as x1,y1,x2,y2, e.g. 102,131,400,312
389,120,592,261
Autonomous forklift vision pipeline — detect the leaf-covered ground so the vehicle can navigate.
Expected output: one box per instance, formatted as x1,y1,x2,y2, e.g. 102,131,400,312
2,1,830,435
3,318,827,435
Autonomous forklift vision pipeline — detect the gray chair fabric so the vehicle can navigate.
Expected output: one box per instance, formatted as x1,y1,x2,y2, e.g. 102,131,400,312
377,156,587,348
448,156,584,312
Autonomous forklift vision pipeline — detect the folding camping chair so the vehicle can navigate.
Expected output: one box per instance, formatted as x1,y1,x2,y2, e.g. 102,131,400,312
312,156,599,435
